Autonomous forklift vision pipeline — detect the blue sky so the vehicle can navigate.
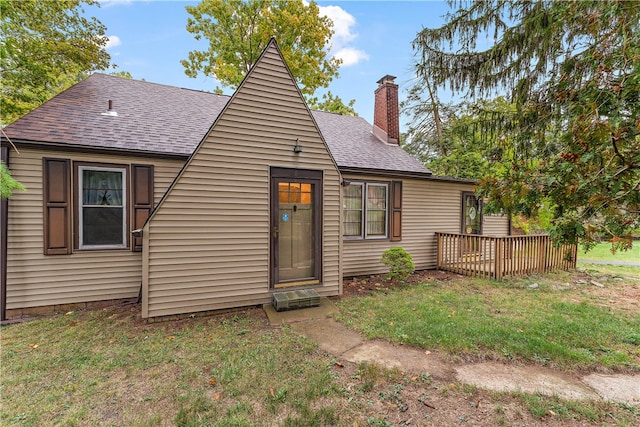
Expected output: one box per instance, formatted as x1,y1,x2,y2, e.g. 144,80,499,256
89,0,453,125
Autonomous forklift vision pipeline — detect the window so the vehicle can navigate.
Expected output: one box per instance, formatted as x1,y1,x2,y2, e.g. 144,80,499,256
365,184,388,237
343,182,388,239
343,183,363,237
78,166,127,249
278,182,312,204
42,158,154,255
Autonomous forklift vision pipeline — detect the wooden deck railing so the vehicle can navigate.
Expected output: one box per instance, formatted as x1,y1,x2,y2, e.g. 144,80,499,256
436,233,577,280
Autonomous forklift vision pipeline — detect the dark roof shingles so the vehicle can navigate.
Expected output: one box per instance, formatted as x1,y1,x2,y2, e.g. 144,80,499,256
4,74,227,156
311,110,430,175
4,73,430,174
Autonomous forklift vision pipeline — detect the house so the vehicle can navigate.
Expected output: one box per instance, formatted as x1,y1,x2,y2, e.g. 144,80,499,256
0,39,509,319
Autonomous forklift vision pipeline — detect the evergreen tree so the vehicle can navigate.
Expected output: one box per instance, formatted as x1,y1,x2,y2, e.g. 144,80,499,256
412,0,640,248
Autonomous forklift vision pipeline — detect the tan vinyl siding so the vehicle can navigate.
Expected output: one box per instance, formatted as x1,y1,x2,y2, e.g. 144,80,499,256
342,175,474,277
483,214,510,236
5,147,184,309
143,43,342,318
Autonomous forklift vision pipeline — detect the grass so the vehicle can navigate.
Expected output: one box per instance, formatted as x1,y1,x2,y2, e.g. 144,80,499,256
579,263,640,278
1,308,347,426
2,266,639,425
336,268,640,371
578,242,640,263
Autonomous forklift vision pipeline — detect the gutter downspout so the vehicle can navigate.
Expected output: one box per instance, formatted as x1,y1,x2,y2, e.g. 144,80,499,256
1,145,9,321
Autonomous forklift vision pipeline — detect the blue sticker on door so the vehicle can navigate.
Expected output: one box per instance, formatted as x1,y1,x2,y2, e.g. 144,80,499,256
282,213,289,222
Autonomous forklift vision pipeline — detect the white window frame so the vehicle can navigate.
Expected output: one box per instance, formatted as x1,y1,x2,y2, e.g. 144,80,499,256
343,181,389,240
343,182,364,239
365,182,388,239
78,165,127,250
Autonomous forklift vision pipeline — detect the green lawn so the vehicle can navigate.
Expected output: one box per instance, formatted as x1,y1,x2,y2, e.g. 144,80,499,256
1,308,347,426
337,269,640,371
579,242,640,263
2,267,640,426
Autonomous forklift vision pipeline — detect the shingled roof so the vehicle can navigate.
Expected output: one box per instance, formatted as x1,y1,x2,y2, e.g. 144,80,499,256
3,73,431,175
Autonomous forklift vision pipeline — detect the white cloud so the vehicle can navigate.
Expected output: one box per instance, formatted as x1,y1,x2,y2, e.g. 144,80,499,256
99,0,135,7
319,5,357,46
317,4,368,67
105,35,122,50
334,47,369,67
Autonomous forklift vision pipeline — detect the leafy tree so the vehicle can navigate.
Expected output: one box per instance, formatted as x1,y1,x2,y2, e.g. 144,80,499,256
0,160,25,199
110,70,133,79
402,78,450,159
1,0,111,124
412,0,640,248
309,91,357,116
2,0,113,198
182,0,340,98
403,91,513,179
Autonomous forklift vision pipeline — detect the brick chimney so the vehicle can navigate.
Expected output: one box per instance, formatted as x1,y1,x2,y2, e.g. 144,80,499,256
373,75,399,144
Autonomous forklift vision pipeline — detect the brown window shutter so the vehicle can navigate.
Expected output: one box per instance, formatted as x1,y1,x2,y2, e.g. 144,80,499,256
132,164,154,252
43,158,71,255
390,180,402,242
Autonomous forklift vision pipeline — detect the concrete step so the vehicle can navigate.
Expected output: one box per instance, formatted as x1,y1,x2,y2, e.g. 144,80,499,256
272,289,320,312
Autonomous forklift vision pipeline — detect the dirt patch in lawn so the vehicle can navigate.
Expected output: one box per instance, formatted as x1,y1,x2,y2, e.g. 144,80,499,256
341,269,459,298
341,268,640,313
583,281,640,314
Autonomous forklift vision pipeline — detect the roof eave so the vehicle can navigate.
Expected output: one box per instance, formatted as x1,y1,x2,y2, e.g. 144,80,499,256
338,166,432,180
1,138,191,159
339,166,477,184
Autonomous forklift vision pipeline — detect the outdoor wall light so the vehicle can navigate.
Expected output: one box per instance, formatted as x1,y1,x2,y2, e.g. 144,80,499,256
293,138,303,153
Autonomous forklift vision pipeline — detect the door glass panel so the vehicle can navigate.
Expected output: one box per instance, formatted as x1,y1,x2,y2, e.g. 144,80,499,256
278,181,314,282
463,194,481,235
278,182,289,203
300,183,311,204
289,182,301,203
462,193,482,253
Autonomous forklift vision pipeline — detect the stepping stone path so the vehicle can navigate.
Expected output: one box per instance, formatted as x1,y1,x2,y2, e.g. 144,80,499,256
266,299,640,405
